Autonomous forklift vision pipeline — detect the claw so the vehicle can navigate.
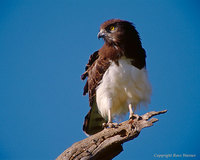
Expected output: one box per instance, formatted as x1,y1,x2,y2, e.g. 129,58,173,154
103,122,119,128
129,114,142,120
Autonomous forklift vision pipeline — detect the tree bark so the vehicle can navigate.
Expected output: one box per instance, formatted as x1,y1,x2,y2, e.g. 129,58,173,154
56,110,167,160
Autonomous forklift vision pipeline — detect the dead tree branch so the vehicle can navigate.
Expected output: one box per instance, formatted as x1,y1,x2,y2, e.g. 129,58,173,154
56,110,167,160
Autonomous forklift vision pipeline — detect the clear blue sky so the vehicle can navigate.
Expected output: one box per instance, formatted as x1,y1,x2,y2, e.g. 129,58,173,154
0,0,199,160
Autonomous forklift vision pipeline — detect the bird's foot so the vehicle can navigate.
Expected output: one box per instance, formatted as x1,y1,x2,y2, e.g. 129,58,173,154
128,114,142,130
129,113,142,120
103,122,119,128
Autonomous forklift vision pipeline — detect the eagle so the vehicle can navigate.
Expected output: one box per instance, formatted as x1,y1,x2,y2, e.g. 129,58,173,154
81,19,152,135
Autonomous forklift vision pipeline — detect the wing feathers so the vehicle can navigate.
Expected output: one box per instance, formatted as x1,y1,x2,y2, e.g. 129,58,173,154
88,56,111,106
83,101,106,135
81,51,99,81
81,51,99,96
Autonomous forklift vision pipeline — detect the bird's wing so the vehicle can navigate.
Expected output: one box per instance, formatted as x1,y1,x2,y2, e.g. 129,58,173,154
81,52,111,135
81,51,99,96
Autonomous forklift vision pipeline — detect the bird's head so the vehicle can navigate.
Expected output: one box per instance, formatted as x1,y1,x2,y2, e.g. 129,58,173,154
97,19,141,47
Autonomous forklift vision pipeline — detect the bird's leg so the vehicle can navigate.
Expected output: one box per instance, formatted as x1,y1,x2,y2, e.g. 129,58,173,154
103,109,118,128
108,109,112,123
129,104,134,118
129,104,139,120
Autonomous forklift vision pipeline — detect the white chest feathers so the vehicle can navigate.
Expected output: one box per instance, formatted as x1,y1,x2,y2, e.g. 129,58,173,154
96,57,152,119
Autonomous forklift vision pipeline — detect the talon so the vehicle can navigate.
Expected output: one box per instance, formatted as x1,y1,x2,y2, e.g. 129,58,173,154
102,123,107,128
129,114,139,120
103,122,119,128
138,116,143,120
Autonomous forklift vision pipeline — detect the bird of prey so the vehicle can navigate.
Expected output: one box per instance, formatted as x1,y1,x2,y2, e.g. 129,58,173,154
81,19,152,135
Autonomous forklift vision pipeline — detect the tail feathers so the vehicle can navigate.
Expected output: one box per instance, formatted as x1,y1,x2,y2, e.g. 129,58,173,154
83,104,106,136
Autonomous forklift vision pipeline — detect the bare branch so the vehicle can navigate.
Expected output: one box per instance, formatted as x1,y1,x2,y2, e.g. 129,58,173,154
56,110,167,160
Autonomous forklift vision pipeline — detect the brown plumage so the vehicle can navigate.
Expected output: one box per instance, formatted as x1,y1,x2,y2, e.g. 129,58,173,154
81,19,151,135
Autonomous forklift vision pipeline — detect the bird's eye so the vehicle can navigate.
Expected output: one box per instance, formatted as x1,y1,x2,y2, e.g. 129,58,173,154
110,26,115,31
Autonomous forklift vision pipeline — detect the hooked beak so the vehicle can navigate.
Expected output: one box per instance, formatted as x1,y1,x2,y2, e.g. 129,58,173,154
97,30,106,39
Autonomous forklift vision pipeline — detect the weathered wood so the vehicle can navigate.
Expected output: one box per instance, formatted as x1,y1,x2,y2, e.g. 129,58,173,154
56,110,167,160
